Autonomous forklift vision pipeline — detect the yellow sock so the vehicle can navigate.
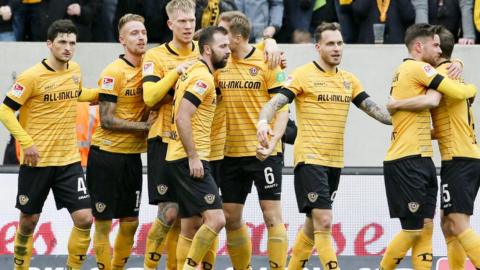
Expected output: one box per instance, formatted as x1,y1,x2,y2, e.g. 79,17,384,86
13,231,33,270
177,235,192,270
380,230,422,270
201,236,219,270
226,225,252,270
66,226,91,269
288,229,314,270
457,228,480,267
112,220,139,270
93,220,112,270
314,230,340,270
445,236,466,270
184,225,218,270
144,218,171,269
411,222,433,270
267,224,288,269
166,223,181,270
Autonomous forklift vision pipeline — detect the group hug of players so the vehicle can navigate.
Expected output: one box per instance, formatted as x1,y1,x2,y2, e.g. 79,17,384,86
2,0,480,269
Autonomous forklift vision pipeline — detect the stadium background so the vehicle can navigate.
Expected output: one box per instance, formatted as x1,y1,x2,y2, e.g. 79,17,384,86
1,43,480,269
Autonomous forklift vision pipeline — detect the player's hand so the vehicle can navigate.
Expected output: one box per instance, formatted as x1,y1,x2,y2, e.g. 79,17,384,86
458,38,475,45
188,155,204,179
257,120,272,148
23,145,40,167
263,39,281,69
67,3,81,16
176,61,194,75
386,97,398,115
256,143,274,161
0,5,12,21
447,61,463,80
145,111,158,130
280,51,287,69
263,26,276,39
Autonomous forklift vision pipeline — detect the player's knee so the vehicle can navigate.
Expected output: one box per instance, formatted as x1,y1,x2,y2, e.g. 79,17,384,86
448,215,470,236
19,214,40,234
400,217,424,230
157,202,179,226
73,213,93,229
204,210,225,232
261,209,282,227
223,211,242,230
311,210,332,230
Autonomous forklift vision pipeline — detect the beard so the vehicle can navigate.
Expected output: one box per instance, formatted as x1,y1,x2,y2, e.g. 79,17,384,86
211,51,228,70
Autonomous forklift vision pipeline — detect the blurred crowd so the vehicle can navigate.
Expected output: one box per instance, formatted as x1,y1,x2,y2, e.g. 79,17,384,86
0,0,480,44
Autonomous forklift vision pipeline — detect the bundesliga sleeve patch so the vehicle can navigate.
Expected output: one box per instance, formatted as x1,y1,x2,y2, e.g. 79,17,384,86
101,77,115,91
143,62,154,75
10,83,25,98
193,80,208,95
284,75,294,87
422,64,437,77
276,71,286,82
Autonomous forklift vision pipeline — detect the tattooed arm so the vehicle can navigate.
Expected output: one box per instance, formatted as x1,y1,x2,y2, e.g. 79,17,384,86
358,97,392,125
99,100,149,131
257,93,290,147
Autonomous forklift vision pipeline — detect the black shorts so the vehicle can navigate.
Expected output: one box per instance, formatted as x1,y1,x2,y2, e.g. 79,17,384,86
16,162,90,214
440,158,480,215
168,159,222,218
294,163,341,214
219,155,283,204
210,159,222,186
147,137,177,205
86,146,143,219
383,156,438,219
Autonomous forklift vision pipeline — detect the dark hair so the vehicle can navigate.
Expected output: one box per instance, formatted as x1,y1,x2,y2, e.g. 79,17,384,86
47,19,78,41
314,22,341,42
198,26,228,54
434,25,454,59
404,23,435,50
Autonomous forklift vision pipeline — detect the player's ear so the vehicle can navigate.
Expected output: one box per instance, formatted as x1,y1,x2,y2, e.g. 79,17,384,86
46,39,53,49
167,19,174,30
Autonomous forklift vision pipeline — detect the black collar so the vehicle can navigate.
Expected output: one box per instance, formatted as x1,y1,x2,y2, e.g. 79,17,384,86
436,60,451,67
165,41,196,56
244,46,256,59
42,59,69,71
120,54,135,67
313,61,337,73
199,59,213,74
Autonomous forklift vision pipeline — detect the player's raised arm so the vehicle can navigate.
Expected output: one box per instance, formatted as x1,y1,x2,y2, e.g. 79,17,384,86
387,89,442,114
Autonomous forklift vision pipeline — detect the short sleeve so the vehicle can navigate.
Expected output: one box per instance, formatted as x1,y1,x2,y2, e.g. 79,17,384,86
183,75,215,107
265,66,285,96
279,70,303,103
98,68,122,102
5,71,35,109
413,62,443,89
142,50,164,82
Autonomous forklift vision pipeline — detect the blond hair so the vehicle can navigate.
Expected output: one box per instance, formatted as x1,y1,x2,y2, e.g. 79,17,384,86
118,13,145,33
219,11,250,40
166,0,196,19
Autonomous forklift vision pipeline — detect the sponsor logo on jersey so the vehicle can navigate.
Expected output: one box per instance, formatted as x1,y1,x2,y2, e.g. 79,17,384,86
157,184,168,195
102,77,115,91
18,195,29,205
194,80,208,95
11,83,25,98
95,202,107,213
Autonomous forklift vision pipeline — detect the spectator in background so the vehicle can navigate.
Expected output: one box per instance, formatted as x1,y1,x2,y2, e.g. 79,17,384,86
429,0,476,44
195,0,237,30
235,0,283,42
475,0,480,42
338,0,415,44
12,0,47,41
45,0,98,42
411,0,429,23
92,0,117,42
336,0,359,42
0,1,15,41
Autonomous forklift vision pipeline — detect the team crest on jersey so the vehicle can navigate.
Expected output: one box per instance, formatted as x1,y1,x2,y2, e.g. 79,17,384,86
422,64,437,77
72,75,80,84
11,83,25,98
408,202,420,213
307,192,318,203
204,194,215,204
95,202,107,213
157,184,168,195
143,62,154,75
18,195,29,205
194,80,208,95
343,80,351,90
249,67,258,76
102,77,115,91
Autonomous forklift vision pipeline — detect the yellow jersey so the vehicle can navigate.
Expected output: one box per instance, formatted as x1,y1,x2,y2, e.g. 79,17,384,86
92,55,147,154
431,61,480,160
280,61,366,168
4,60,82,166
208,84,226,161
142,41,199,142
166,60,217,161
216,46,286,157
